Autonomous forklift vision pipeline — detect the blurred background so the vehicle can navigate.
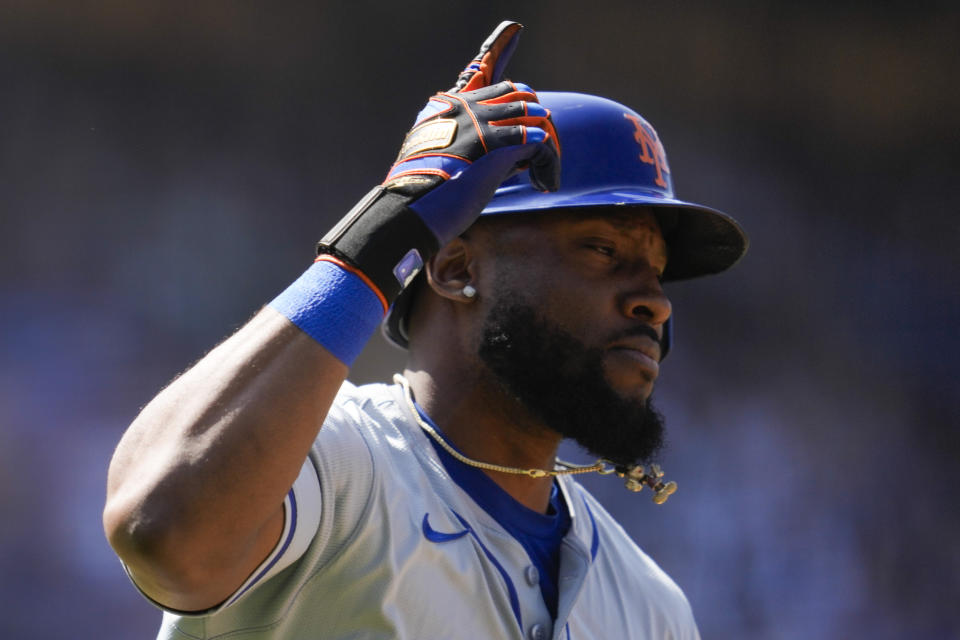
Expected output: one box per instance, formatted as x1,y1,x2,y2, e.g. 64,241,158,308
1,1,957,638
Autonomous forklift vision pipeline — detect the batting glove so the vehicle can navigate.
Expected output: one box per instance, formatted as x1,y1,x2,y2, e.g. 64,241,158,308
317,20,560,305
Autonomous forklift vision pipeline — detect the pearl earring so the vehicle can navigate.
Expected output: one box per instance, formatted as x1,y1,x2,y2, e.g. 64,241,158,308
462,284,477,299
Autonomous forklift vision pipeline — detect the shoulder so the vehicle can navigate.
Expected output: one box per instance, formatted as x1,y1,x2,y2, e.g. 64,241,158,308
310,378,432,523
316,378,448,499
327,379,393,417
316,380,403,451
310,379,409,491
323,379,406,431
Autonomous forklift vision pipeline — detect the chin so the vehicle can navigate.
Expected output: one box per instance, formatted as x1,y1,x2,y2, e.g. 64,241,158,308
602,363,656,403
602,377,653,408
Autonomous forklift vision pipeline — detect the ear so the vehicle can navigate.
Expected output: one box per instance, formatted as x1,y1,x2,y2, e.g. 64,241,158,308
425,237,477,302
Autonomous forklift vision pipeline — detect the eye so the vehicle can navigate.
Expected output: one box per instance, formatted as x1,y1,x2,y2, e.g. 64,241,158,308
583,239,617,258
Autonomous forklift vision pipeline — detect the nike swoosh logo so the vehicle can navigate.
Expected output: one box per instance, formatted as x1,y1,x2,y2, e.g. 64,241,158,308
422,513,470,543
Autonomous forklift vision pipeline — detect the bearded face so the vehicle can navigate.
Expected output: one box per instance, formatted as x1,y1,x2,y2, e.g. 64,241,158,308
478,293,665,469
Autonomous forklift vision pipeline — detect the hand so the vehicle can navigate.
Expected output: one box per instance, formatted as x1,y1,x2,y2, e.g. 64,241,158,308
316,21,560,304
385,21,561,245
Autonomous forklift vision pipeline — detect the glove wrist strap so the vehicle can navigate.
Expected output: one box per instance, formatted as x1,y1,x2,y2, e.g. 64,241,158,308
317,186,440,304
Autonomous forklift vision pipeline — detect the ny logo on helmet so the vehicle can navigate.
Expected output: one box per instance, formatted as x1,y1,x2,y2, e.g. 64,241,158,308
623,113,671,188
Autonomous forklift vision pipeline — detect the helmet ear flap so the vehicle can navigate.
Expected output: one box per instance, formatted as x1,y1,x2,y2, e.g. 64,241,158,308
660,315,673,360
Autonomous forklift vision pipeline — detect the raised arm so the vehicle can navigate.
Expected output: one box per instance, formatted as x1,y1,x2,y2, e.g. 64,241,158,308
103,20,559,613
103,307,346,612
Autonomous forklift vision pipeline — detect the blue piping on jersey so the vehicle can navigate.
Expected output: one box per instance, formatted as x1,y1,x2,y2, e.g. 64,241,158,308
226,488,298,606
421,513,470,542
451,509,523,632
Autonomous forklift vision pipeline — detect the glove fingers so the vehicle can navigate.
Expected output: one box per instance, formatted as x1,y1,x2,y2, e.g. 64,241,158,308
526,142,562,192
455,80,521,103
488,121,549,146
487,101,549,122
522,126,549,145
510,81,534,94
470,85,559,157
452,21,524,93
477,90,538,106
483,24,522,87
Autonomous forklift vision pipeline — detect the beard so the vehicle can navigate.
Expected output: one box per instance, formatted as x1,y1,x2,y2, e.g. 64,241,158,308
477,294,665,469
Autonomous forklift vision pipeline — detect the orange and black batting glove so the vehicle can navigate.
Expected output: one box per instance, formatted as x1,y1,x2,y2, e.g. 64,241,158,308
316,20,561,305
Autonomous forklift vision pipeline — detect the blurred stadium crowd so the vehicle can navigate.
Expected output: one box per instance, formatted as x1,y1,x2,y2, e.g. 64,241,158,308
0,2,957,637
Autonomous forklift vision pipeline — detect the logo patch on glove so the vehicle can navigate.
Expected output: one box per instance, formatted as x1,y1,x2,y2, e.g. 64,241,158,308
398,119,458,160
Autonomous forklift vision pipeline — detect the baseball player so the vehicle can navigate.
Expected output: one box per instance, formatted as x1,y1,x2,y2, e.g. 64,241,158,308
104,21,747,640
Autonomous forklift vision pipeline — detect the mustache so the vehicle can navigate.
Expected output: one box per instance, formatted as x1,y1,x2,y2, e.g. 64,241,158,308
608,324,660,345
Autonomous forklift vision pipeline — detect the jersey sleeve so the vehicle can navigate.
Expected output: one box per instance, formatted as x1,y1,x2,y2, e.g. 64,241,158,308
216,456,322,608
144,381,381,636
122,456,322,616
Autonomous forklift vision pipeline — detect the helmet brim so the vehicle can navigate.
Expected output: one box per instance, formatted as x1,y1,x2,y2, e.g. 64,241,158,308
482,186,749,282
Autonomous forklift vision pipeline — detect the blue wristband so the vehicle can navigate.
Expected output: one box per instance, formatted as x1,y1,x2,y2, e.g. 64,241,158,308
268,259,385,366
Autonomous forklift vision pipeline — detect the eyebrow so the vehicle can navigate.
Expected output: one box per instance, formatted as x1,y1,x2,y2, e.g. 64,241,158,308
606,215,658,234
564,212,668,265
566,210,660,235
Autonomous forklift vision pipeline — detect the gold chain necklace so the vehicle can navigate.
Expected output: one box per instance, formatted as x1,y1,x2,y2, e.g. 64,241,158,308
393,374,677,503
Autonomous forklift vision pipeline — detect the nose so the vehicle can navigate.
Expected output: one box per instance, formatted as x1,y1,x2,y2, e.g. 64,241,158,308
619,267,672,327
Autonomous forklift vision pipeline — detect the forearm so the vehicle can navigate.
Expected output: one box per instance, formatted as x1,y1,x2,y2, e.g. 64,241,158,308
104,307,346,607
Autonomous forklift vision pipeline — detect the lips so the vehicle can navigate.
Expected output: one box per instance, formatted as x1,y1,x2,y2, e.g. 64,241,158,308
607,335,662,379
609,334,661,361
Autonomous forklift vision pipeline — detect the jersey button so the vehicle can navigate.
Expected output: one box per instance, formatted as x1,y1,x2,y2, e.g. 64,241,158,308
528,623,549,640
524,565,540,586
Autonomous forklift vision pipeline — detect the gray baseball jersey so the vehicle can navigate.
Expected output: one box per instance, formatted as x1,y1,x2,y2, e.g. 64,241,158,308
135,380,700,639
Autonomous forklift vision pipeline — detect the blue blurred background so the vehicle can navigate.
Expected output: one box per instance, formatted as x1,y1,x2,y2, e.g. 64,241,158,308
1,2,957,638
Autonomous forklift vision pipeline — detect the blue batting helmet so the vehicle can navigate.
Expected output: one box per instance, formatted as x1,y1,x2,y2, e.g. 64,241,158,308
383,91,748,351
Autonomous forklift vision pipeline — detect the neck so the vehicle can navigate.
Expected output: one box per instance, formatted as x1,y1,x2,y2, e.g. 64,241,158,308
402,367,561,513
